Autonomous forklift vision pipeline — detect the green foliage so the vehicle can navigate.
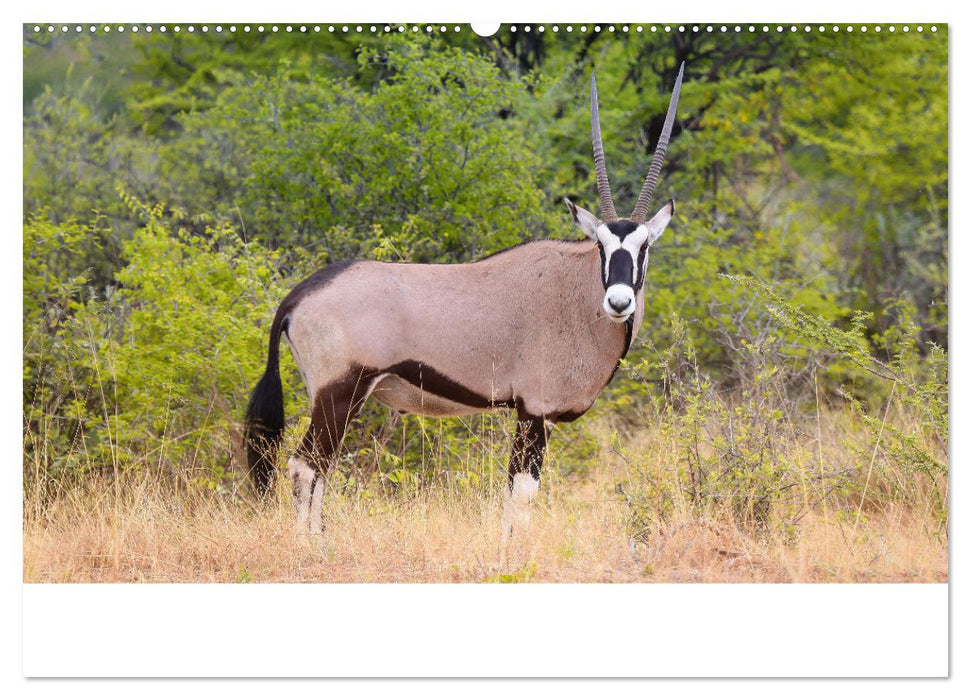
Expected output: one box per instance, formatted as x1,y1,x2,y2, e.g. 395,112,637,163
126,31,375,135
782,32,948,345
23,215,101,329
23,81,156,286
24,78,146,226
23,204,299,490
614,278,948,540
159,39,558,260
733,273,947,440
24,216,106,484
23,30,140,115
731,273,948,533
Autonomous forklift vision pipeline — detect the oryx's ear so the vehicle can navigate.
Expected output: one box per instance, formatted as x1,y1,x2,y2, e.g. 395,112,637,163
644,199,675,246
564,198,601,241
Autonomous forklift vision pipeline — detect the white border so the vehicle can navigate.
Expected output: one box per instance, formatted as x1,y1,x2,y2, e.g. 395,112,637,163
23,584,948,677
10,1,959,23
8,0,959,688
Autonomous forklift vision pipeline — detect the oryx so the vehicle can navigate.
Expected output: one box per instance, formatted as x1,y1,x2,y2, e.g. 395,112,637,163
244,63,685,534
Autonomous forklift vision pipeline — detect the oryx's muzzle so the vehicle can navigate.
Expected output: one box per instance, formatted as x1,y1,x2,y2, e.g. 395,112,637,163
603,283,636,322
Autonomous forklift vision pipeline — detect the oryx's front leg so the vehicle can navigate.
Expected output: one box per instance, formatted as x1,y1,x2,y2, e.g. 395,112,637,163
502,414,548,537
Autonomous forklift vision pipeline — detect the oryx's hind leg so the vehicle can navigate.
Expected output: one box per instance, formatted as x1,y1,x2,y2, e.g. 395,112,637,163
288,454,321,532
289,368,375,533
502,413,548,537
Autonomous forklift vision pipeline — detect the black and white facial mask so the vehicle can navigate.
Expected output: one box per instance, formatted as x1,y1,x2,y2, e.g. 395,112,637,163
566,199,673,323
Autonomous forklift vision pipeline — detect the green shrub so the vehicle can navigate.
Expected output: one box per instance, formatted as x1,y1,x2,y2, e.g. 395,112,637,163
615,280,948,542
23,203,301,493
159,39,560,261
23,82,155,285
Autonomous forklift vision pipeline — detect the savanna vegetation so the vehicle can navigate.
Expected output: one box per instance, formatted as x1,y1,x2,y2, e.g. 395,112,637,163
23,24,947,582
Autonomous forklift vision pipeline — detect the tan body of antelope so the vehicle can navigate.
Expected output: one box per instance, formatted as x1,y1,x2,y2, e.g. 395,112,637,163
245,64,685,534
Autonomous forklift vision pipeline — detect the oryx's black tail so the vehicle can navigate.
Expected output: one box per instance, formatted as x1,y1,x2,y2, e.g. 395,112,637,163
244,307,288,497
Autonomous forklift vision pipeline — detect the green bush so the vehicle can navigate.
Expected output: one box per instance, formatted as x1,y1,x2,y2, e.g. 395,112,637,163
23,203,301,492
23,81,155,272
616,280,948,541
158,39,560,261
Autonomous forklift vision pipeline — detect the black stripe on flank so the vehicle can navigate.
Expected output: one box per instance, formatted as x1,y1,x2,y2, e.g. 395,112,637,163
384,360,516,410
552,408,587,423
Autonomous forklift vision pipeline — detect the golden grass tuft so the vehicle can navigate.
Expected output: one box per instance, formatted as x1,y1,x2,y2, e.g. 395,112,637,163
23,426,947,583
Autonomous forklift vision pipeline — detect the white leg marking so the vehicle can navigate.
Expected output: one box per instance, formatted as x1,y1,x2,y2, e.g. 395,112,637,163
309,474,325,534
502,473,539,536
287,455,315,532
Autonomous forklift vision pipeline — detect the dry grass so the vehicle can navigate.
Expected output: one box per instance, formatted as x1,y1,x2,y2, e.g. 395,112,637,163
23,447,947,584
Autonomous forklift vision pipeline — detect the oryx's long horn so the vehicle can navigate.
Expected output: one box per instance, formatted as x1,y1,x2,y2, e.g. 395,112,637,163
631,61,685,223
590,72,618,222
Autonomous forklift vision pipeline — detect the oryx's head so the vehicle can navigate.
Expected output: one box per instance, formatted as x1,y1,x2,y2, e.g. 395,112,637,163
566,63,684,324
